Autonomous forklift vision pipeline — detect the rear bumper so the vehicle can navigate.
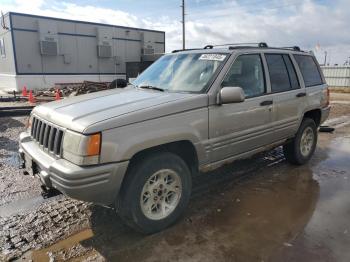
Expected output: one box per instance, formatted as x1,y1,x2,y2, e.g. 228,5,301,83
19,132,129,206
320,106,331,125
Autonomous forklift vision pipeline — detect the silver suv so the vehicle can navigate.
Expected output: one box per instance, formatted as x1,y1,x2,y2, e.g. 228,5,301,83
19,43,330,233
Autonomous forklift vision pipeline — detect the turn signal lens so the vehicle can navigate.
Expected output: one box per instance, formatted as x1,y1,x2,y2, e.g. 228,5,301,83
87,133,101,156
26,115,33,130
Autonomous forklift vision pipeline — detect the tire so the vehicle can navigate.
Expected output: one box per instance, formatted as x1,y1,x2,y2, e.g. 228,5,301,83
283,118,317,165
117,152,192,234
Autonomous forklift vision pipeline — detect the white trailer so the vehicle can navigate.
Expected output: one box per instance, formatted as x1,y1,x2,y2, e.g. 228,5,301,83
0,12,165,92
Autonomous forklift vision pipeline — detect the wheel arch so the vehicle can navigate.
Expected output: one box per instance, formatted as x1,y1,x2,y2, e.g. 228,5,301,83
302,108,322,127
128,140,199,176
115,140,198,211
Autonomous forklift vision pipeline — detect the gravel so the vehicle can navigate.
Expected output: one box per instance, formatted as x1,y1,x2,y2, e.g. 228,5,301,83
0,116,93,261
0,198,91,261
0,99,348,261
0,116,43,206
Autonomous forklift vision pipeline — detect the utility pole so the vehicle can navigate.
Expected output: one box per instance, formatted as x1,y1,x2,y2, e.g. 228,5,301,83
181,0,185,49
324,51,327,66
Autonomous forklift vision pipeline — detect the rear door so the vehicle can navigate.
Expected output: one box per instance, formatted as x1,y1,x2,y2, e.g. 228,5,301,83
293,54,327,113
264,53,305,140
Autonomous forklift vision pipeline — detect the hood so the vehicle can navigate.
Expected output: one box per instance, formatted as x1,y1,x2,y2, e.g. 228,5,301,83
33,87,208,133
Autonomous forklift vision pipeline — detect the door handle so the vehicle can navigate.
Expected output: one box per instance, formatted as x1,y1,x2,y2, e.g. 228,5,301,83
296,92,306,97
260,100,273,106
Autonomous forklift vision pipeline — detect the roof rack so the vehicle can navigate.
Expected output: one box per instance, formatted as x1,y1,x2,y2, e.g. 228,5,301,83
210,42,268,49
172,43,268,53
279,46,301,51
172,43,304,53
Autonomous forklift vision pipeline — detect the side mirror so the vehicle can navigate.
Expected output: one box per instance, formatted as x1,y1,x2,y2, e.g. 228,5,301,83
116,79,128,88
109,78,128,89
218,86,245,104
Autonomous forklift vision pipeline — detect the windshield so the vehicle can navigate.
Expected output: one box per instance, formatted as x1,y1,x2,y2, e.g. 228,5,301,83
132,53,227,93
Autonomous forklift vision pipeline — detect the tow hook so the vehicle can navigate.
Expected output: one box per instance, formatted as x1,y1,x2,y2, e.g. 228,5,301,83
41,185,62,199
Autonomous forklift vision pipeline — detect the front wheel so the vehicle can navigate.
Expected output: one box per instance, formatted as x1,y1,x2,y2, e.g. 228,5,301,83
117,152,192,234
283,118,317,165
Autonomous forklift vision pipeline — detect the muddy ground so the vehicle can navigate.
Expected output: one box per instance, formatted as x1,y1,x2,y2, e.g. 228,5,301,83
0,96,350,261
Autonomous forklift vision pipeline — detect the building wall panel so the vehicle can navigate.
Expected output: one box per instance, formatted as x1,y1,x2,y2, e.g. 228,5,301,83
321,66,350,88
13,30,42,73
0,14,16,75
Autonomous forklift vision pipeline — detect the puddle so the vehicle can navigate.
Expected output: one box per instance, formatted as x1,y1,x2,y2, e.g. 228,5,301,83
27,165,320,262
273,136,350,262
1,151,21,168
323,115,350,129
319,136,350,168
0,196,46,217
30,230,94,262
22,134,350,262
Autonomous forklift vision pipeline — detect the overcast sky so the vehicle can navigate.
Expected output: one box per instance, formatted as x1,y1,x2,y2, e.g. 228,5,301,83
1,0,349,65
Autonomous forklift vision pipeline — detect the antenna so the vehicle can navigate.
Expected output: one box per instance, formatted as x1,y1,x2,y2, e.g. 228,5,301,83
1,11,9,30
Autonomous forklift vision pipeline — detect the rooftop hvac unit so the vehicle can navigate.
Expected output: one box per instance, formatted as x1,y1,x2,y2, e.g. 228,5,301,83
40,39,58,56
97,44,112,58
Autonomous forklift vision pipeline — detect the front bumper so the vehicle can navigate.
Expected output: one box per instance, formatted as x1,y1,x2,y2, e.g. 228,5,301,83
320,105,331,125
19,132,129,205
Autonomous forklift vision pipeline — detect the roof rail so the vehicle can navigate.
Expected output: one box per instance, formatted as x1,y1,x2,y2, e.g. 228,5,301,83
280,46,301,51
204,45,214,49
172,43,304,53
172,48,203,53
205,42,268,49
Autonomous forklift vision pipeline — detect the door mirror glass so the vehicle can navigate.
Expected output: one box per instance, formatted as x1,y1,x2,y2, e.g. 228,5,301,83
219,86,245,104
116,79,128,88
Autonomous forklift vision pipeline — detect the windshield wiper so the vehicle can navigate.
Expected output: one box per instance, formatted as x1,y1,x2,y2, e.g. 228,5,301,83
137,85,164,92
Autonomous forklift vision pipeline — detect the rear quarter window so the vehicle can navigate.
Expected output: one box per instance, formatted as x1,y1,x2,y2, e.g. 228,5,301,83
294,55,323,87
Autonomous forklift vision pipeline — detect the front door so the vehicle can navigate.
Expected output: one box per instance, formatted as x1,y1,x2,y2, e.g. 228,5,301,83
208,53,274,162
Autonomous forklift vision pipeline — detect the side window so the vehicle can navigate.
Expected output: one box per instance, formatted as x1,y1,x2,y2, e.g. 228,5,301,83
294,55,323,87
222,54,265,98
0,38,5,58
265,54,291,93
283,54,300,90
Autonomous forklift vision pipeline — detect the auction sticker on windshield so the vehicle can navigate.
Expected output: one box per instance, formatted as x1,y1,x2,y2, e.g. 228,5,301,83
199,54,226,61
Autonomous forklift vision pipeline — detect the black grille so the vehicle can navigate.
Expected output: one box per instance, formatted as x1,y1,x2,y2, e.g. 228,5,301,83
31,116,64,156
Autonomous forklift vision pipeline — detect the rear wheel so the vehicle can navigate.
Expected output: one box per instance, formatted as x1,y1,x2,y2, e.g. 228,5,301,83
117,152,192,234
283,118,317,165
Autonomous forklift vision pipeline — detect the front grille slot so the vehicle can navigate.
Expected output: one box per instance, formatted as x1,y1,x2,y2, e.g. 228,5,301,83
35,121,42,141
48,128,57,152
53,130,64,155
43,125,51,148
31,116,64,156
39,123,45,145
31,117,37,137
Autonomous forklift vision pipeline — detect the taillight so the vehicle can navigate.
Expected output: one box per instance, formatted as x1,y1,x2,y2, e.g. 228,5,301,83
326,87,330,107
321,87,330,107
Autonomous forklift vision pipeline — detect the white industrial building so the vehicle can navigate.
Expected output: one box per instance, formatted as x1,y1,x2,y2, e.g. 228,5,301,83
0,12,165,92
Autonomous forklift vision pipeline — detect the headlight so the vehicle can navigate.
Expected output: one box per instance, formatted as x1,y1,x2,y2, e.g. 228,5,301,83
62,130,101,166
